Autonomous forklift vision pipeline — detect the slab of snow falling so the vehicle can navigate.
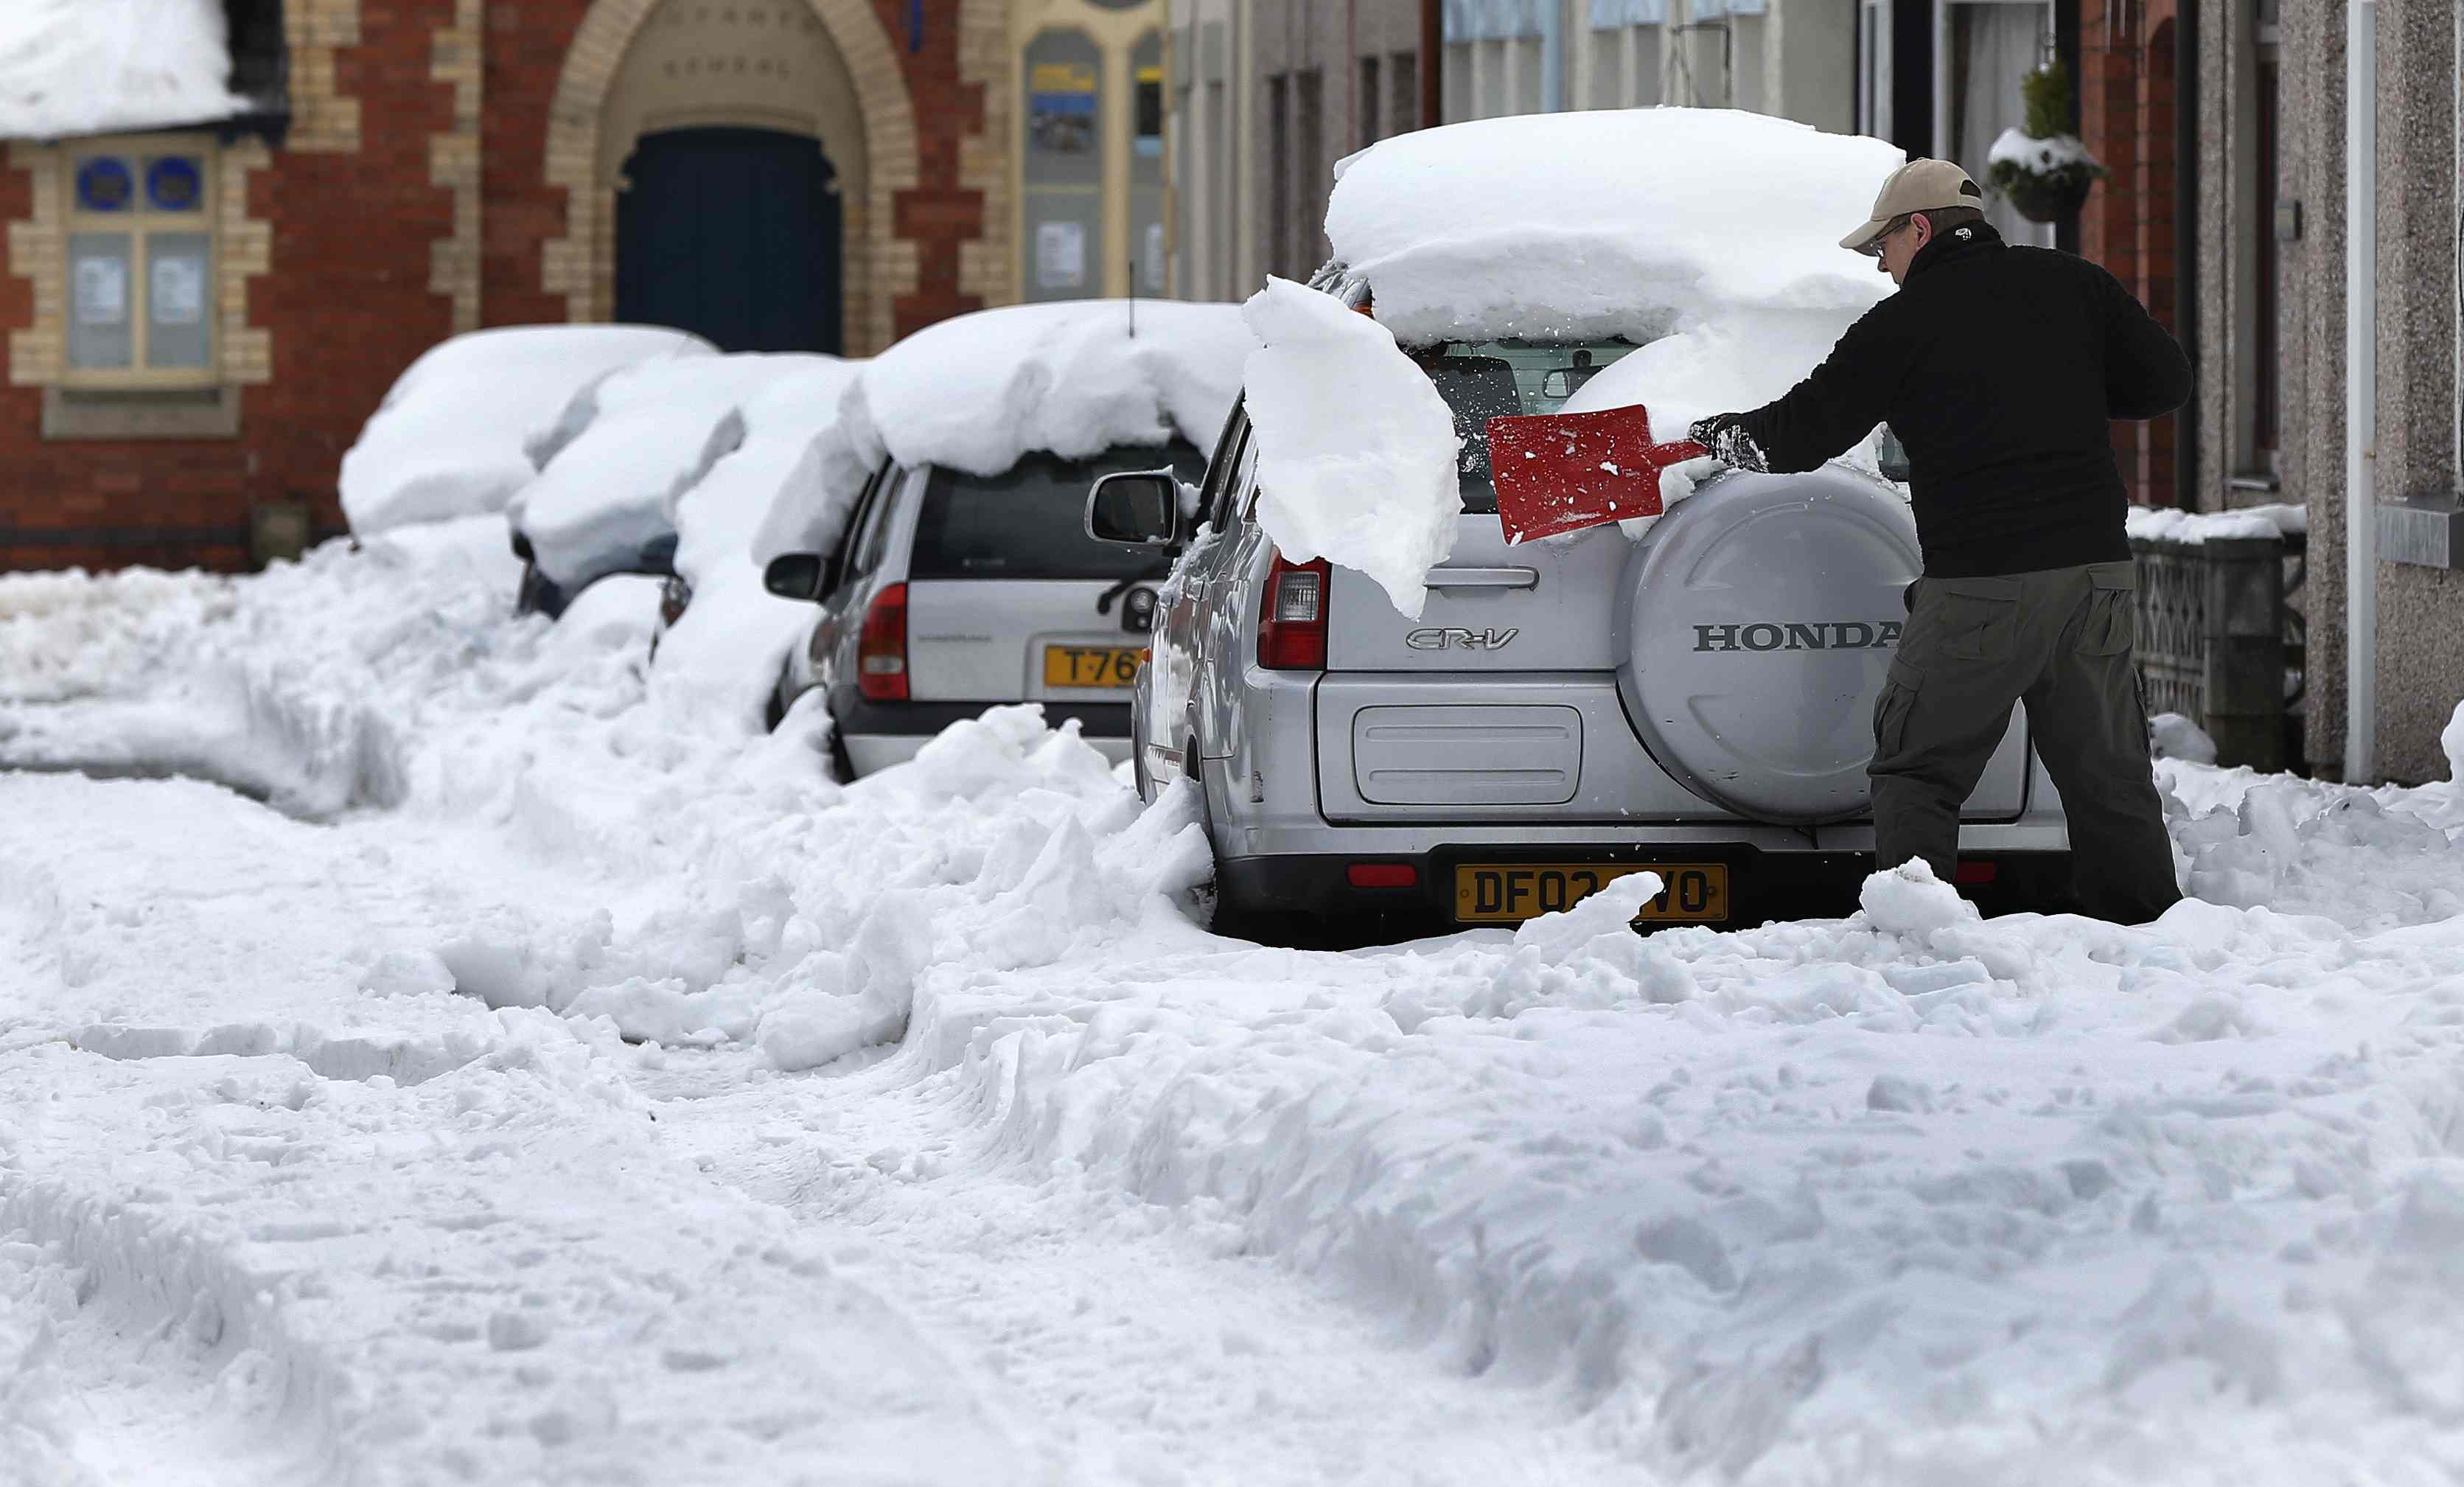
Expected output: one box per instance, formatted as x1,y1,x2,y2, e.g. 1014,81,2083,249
1240,276,1462,619
3,529,2463,1483
0,0,245,139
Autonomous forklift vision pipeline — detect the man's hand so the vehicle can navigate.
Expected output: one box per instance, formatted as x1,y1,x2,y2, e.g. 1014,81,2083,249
1687,414,1769,473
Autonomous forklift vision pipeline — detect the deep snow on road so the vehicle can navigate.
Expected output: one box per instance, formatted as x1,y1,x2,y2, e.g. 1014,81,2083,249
3,526,2463,1485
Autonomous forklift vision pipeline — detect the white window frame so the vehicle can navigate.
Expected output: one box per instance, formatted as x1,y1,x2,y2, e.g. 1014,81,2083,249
1859,0,1892,140
1935,0,2056,248
60,133,220,391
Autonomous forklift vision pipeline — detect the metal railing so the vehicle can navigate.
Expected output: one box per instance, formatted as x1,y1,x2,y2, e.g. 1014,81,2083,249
2132,529,2307,771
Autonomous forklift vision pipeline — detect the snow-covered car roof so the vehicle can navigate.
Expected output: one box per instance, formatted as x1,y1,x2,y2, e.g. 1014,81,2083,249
0,0,245,139
511,353,845,591
753,299,1256,565
862,298,1257,476
339,326,713,538
1321,108,1904,346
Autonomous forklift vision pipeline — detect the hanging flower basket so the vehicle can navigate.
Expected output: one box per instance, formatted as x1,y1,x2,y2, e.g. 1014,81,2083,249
1984,60,2106,225
1988,130,2104,223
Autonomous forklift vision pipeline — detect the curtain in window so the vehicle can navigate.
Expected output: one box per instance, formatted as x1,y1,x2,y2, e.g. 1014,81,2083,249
1950,3,2053,246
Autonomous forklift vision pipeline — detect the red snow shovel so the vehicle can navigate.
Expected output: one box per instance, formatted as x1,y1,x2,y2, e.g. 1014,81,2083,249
1485,404,1709,546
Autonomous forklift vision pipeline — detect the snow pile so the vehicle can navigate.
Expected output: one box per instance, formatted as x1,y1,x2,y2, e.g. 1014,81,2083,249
0,0,245,139
0,566,234,705
2126,502,2307,545
1239,277,1462,619
510,354,839,592
6,528,2464,1480
340,327,713,537
652,358,865,723
755,299,1254,565
1325,108,1901,346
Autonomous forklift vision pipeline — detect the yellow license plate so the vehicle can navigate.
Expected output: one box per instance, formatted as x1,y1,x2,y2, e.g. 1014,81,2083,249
1453,863,1728,924
1043,644,1145,689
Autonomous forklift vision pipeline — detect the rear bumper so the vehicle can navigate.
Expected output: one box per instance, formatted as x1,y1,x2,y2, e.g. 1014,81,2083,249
828,685,1134,778
827,684,1131,739
1216,844,2077,925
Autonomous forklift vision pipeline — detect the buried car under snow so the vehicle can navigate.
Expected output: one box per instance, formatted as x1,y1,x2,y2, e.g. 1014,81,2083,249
753,299,1254,775
1090,109,2077,937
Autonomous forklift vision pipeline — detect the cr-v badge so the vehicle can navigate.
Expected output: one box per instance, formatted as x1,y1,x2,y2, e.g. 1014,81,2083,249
1405,627,1520,651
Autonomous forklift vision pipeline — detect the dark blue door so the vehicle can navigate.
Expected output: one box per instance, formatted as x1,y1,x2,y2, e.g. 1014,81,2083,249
615,127,842,354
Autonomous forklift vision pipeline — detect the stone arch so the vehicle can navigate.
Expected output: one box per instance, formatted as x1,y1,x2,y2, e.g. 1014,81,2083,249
541,0,920,355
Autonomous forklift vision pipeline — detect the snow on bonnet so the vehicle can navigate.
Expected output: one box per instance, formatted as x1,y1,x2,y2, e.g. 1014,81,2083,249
753,299,1254,565
340,327,713,537
510,353,838,591
0,0,246,139
1240,277,1460,619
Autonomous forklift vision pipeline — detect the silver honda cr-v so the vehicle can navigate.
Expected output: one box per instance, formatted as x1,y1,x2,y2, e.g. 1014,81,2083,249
764,440,1207,776
1086,337,2074,937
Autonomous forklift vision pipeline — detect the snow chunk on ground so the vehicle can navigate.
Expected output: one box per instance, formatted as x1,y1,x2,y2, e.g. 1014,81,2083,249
0,0,245,139
2152,711,2220,765
1240,277,1460,619
511,354,834,591
1325,108,1901,346
341,326,713,537
2126,503,2306,544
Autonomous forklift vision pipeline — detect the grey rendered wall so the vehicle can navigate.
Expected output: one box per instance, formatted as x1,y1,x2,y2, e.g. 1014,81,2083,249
2286,0,2463,784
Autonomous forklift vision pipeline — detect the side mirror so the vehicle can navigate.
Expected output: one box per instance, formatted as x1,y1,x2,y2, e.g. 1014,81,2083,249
764,552,828,602
1086,469,1183,548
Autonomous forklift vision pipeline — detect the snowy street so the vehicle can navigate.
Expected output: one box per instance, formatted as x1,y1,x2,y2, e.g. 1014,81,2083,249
4,524,2463,1484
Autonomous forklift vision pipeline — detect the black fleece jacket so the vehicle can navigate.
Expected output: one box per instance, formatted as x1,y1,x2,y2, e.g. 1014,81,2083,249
1726,221,2191,578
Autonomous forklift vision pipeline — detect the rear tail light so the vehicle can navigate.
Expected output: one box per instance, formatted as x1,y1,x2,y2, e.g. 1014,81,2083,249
1258,554,1332,671
858,582,908,702
1345,863,1419,890
1954,860,1998,885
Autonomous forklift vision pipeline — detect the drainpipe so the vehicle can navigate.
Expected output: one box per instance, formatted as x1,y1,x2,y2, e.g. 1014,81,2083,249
1420,0,1442,126
2345,0,2378,782
1540,0,1564,114
2174,0,2198,512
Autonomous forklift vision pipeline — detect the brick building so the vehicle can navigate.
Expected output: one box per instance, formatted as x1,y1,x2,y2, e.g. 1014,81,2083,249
0,0,1027,574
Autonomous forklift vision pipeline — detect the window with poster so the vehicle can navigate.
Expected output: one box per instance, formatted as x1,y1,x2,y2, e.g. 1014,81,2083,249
62,135,219,389
1936,0,2056,248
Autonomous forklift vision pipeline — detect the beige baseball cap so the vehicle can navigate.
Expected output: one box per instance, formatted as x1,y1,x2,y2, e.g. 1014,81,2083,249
1839,159,1987,252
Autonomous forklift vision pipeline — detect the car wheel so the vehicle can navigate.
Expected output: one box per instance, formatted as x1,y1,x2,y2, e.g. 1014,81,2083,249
763,680,786,733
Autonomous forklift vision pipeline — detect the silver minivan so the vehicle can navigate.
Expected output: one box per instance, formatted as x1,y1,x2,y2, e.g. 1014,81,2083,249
764,441,1207,776
1088,336,2076,938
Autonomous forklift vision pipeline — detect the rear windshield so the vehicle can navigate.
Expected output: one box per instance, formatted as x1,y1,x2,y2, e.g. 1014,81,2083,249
1416,341,1644,514
910,441,1204,582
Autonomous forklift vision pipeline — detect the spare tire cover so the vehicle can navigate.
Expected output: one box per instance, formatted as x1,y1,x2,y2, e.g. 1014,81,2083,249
1615,467,1921,824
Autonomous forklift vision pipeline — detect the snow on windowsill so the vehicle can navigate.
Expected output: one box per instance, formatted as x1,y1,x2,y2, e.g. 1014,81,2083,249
2126,503,2307,545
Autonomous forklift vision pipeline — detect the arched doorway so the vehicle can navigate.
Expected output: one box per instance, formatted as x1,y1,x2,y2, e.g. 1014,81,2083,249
543,0,927,355
615,127,844,353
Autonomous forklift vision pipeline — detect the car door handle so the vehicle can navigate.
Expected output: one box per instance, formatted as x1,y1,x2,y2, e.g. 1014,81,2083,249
1425,567,1540,589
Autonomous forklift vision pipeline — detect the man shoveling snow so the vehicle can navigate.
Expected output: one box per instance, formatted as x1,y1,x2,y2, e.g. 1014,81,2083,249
1686,159,2192,924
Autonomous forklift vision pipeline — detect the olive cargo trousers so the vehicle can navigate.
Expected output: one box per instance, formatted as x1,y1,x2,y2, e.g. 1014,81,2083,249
1869,560,2182,924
